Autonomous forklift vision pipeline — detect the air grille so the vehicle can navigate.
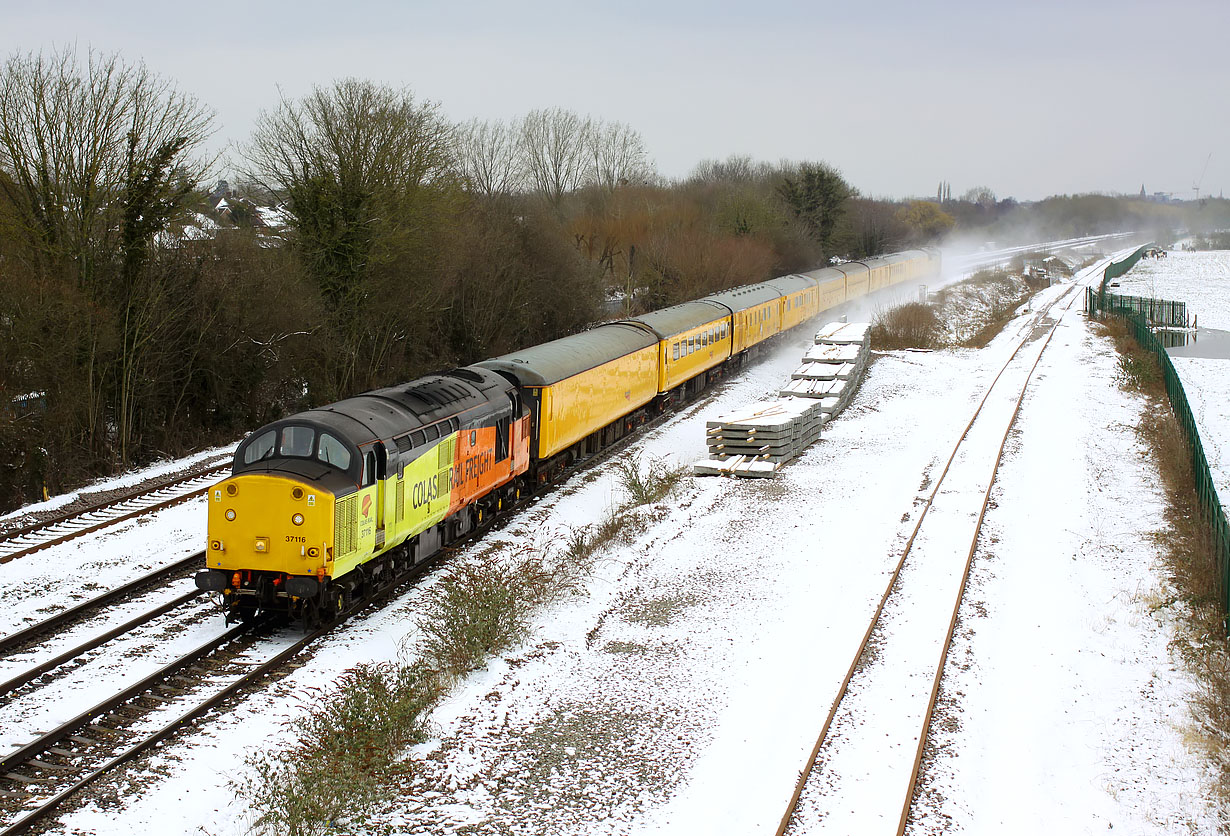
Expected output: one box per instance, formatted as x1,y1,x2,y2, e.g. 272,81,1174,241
334,495,357,556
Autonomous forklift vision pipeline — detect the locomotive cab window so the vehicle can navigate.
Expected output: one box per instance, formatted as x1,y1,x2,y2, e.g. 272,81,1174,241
242,430,276,464
280,426,314,458
317,432,351,470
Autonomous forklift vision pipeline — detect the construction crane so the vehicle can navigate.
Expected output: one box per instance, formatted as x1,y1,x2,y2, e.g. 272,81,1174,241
1193,152,1212,201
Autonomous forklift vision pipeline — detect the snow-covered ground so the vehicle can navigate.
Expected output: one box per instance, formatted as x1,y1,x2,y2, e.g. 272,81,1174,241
8,256,1216,835
1115,250,1230,508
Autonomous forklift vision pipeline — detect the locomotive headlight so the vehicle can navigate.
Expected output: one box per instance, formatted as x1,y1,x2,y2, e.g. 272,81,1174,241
292,513,305,526
225,509,237,521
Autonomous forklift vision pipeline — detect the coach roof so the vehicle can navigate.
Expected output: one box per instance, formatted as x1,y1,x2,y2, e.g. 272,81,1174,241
477,322,657,387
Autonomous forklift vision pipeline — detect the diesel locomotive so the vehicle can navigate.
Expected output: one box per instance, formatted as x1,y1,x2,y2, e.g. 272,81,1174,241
197,249,940,623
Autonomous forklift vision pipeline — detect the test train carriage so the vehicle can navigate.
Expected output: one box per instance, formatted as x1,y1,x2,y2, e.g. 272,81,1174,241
198,249,940,622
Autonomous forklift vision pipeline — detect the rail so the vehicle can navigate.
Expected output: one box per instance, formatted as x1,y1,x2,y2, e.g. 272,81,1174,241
776,271,1096,835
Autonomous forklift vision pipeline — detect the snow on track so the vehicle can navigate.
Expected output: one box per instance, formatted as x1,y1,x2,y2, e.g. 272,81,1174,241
786,280,1087,835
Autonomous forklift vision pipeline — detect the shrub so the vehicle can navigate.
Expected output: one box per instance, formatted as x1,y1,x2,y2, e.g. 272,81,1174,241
234,662,438,836
615,455,686,507
417,553,552,677
870,302,941,350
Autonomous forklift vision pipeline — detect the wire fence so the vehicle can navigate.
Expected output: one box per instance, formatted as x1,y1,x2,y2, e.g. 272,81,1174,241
1086,246,1230,631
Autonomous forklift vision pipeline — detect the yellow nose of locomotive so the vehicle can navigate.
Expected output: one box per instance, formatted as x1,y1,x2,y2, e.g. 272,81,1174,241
205,473,334,575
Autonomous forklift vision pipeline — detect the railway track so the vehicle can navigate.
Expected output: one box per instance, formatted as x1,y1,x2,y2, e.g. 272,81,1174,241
0,616,279,836
0,553,204,659
0,465,230,565
775,262,1108,835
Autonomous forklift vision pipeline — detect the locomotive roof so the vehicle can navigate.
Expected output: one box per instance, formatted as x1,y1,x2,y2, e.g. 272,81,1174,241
701,282,783,313
272,369,511,446
477,322,657,387
619,300,729,340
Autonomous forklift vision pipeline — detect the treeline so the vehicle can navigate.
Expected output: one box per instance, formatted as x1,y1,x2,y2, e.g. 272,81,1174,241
0,50,861,509
924,184,1230,246
1,48,1217,511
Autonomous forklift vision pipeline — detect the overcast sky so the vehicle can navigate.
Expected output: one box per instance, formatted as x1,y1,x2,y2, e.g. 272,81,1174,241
3,0,1226,201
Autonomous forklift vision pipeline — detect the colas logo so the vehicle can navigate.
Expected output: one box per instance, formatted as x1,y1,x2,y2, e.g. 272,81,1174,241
362,494,373,518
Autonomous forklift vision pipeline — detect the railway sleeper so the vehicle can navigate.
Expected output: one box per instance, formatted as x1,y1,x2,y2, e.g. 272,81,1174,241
4,772,43,784
27,759,71,772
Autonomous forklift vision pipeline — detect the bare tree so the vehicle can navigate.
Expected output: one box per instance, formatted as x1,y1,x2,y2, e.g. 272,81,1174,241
961,185,997,208
689,155,774,186
0,47,214,463
517,107,590,211
0,48,213,289
584,119,654,192
454,118,522,198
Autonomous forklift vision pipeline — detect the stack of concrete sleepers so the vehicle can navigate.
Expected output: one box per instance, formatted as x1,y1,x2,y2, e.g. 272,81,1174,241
693,397,827,478
693,320,870,478
779,322,870,419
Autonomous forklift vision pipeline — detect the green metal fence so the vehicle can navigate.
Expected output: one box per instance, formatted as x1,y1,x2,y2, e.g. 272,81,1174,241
1086,248,1230,630
1097,292,1188,327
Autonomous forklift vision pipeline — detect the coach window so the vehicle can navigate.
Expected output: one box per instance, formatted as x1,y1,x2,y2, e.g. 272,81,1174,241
317,432,351,470
701,331,707,347
673,342,679,361
242,430,276,464
280,425,314,457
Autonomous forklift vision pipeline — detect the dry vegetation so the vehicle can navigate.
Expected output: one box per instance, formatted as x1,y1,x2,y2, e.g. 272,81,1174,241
870,269,1039,351
234,455,686,835
1098,316,1230,816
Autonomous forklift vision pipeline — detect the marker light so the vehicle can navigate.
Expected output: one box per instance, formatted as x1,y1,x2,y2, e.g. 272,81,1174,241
292,513,304,526
225,509,236,521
